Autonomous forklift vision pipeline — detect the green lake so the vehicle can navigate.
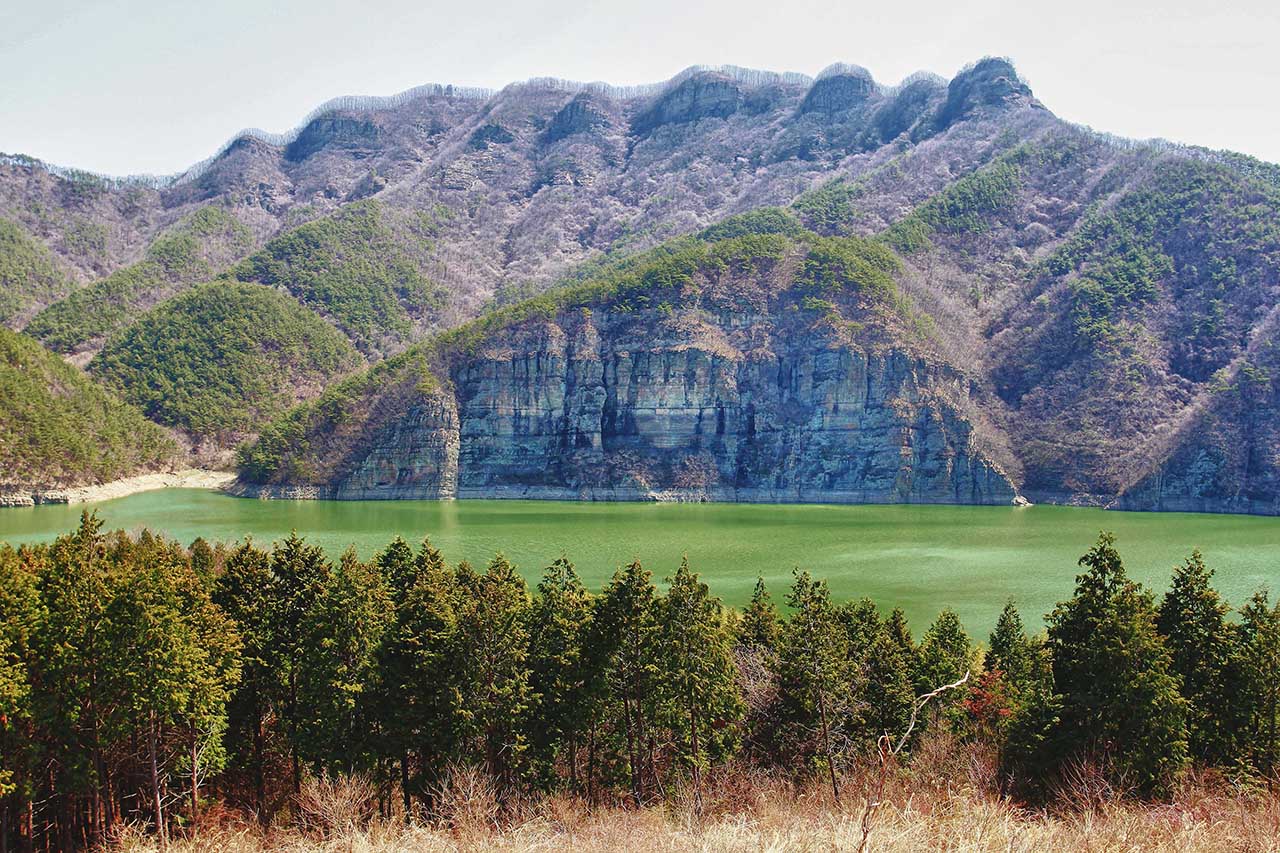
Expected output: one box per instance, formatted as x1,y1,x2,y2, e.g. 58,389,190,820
2,489,1278,636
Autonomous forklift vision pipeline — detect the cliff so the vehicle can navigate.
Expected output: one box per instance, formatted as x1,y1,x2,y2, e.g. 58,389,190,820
236,234,1017,504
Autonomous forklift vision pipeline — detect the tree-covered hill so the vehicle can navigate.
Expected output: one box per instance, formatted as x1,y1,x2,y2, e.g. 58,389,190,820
0,218,75,329
7,58,1280,511
24,206,254,357
90,281,361,445
228,200,447,355
0,328,178,487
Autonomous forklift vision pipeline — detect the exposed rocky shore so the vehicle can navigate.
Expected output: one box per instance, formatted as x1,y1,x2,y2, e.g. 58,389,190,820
0,469,236,508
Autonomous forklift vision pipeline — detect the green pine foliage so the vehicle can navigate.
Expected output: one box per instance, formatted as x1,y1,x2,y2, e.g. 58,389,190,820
528,558,595,790
89,281,360,441
1156,551,1248,765
7,518,1274,848
27,206,253,353
655,558,744,799
1045,532,1189,795
0,328,178,486
230,199,444,354
883,161,1021,253
0,218,74,328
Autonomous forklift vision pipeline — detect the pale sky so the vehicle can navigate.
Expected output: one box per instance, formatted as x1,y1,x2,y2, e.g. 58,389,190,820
3,0,1278,176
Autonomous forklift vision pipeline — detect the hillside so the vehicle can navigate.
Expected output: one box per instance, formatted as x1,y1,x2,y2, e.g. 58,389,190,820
0,218,75,329
0,328,178,489
90,281,361,447
24,205,254,358
228,199,448,354
7,57,1280,512
235,226,1014,503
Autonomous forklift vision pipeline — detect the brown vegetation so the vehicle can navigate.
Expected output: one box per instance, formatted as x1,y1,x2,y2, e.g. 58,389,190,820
114,744,1280,852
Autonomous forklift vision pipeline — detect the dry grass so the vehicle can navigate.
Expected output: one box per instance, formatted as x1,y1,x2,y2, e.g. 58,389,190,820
114,764,1280,853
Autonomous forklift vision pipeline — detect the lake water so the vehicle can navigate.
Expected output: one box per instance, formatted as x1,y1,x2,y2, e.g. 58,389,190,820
2,489,1278,637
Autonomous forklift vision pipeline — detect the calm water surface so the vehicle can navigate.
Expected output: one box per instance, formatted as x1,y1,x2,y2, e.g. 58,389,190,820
3,489,1278,636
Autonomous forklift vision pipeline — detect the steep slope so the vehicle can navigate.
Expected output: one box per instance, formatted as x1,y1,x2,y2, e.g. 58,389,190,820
0,329,178,491
235,229,1015,503
24,205,254,358
2,59,1046,334
227,199,448,354
9,57,1280,513
89,281,361,447
0,218,75,329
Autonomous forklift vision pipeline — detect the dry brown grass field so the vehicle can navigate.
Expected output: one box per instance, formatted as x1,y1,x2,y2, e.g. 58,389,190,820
114,748,1280,853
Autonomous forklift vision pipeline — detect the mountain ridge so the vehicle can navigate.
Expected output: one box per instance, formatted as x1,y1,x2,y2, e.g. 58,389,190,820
4,56,1278,513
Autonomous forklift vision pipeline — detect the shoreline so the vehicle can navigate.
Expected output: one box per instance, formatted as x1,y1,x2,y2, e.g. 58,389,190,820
0,469,237,508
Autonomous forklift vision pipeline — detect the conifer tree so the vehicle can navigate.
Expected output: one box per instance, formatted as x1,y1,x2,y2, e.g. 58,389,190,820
1047,532,1188,794
103,534,236,849
212,541,275,816
915,609,973,727
1156,551,1245,765
173,547,240,828
655,558,744,806
454,554,535,792
0,546,37,845
268,533,332,793
528,557,594,790
297,549,392,776
987,602,1033,689
740,577,781,652
1238,591,1280,777
777,569,851,802
30,513,114,848
590,561,660,804
375,548,459,812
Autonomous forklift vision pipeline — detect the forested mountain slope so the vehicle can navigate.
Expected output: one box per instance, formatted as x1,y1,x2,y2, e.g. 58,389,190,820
5,57,1280,511
0,329,178,492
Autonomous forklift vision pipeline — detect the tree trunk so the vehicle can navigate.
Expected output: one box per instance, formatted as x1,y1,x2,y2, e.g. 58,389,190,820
622,696,640,805
689,694,702,813
816,687,840,804
189,725,200,828
253,708,266,823
148,713,168,852
586,722,596,804
401,752,411,821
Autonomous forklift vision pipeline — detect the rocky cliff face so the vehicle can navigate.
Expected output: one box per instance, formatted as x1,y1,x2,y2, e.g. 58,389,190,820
237,240,1017,504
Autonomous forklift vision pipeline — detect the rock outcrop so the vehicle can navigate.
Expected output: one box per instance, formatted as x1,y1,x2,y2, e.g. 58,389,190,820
237,242,1018,505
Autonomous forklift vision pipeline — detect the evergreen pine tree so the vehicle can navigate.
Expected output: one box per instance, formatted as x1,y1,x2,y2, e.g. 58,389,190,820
987,602,1033,689
777,569,851,802
1238,591,1280,777
212,541,275,817
454,554,535,792
590,560,660,804
655,558,744,806
297,549,392,776
375,547,459,814
1047,532,1188,794
528,557,594,790
1156,551,1245,765
740,577,781,652
267,533,332,793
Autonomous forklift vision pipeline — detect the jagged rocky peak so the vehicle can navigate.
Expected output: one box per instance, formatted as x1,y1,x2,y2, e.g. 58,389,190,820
284,114,382,162
801,64,878,114
936,57,1040,129
545,93,611,143
631,71,745,134
875,73,947,141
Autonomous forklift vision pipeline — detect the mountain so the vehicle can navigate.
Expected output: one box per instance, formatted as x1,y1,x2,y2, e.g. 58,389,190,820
5,57,1280,513
0,328,179,493
89,281,361,451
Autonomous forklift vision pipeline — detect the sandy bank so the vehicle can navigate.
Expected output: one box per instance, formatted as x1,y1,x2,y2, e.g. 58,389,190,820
0,469,237,507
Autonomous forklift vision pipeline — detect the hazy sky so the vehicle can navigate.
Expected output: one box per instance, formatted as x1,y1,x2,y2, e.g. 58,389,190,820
3,0,1278,176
